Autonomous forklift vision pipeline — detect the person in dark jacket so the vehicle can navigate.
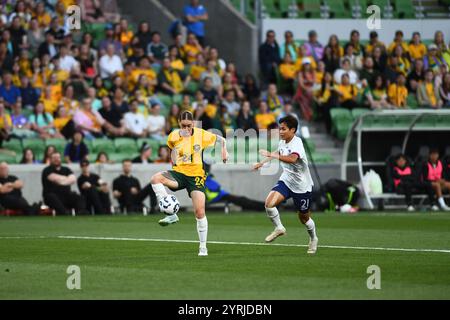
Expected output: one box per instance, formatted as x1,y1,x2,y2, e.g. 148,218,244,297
64,131,89,164
259,30,281,86
391,154,435,211
112,160,157,213
132,143,153,164
77,160,111,215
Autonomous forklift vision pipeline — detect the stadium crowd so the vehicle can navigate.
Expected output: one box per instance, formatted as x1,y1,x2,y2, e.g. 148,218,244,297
0,0,449,214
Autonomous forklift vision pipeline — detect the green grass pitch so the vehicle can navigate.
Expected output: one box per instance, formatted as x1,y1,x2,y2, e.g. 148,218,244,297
1,212,449,300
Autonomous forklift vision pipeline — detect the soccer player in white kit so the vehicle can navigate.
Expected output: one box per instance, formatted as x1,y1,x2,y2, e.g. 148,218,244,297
254,115,318,254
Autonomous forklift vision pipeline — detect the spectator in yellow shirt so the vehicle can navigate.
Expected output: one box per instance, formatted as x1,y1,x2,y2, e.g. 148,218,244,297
417,69,443,108
119,19,134,47
130,57,157,90
388,30,409,55
279,52,297,95
392,45,411,76
0,101,12,147
255,100,276,130
34,2,52,28
365,31,386,55
183,33,203,64
190,53,207,81
335,73,359,109
408,32,427,61
168,45,185,71
388,74,408,108
41,86,59,115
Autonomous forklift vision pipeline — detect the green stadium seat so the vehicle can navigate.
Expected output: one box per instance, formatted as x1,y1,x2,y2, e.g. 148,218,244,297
3,139,22,154
361,114,396,128
327,0,349,18
351,108,371,120
157,94,172,108
22,138,46,155
279,0,296,15
109,153,137,164
394,0,416,19
302,0,322,18
172,94,183,105
407,94,419,109
330,108,353,139
92,139,115,154
45,138,67,154
0,152,18,164
303,138,316,153
186,81,200,94
114,138,138,153
262,0,282,17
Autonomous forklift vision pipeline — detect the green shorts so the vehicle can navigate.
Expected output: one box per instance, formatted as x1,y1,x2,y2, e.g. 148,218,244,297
168,170,206,196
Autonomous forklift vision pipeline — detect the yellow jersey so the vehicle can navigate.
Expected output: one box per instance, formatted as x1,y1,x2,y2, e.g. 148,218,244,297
167,128,217,177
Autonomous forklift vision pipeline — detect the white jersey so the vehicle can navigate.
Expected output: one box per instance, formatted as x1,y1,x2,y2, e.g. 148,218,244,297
278,136,314,193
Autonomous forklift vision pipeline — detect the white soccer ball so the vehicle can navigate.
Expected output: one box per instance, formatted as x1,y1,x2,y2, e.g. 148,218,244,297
159,195,180,215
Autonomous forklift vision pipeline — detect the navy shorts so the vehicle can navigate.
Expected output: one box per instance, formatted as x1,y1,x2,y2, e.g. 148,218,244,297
272,181,312,214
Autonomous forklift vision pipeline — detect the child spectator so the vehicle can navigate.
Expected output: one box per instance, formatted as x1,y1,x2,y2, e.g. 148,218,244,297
388,73,408,108
64,131,89,164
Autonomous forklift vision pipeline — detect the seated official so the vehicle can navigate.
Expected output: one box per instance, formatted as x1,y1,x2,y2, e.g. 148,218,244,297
0,162,39,215
77,160,111,215
132,143,153,164
113,160,157,213
42,152,86,215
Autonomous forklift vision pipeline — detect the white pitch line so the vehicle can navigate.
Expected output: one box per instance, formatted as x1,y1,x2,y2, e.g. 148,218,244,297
55,235,450,254
1,235,449,254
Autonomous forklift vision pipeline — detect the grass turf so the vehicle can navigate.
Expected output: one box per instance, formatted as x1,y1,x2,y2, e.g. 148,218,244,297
0,212,449,300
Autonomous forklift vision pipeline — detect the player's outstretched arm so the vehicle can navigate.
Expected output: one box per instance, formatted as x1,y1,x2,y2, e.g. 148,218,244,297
216,135,228,163
259,149,299,164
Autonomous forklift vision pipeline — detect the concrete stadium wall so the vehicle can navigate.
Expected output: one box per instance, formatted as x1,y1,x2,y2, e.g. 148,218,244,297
116,0,177,44
263,19,450,45
161,0,259,77
8,163,340,209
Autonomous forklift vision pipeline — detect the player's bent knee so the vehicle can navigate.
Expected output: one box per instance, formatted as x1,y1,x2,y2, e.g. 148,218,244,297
150,173,164,184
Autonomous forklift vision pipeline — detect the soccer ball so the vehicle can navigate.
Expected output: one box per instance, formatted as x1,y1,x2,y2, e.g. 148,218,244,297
159,195,180,215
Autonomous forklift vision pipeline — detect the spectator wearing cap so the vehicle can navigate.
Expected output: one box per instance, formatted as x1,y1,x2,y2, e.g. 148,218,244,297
365,31,386,55
42,152,87,215
99,44,124,79
133,143,153,164
77,160,111,215
423,44,447,73
183,0,209,46
112,160,157,213
124,99,148,138
259,30,281,86
147,103,166,141
64,131,89,164
304,30,324,63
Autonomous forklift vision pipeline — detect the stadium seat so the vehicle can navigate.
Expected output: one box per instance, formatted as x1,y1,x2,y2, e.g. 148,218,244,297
330,108,353,140
326,0,349,18
311,152,334,164
407,94,419,109
394,0,416,18
3,139,23,154
262,0,282,18
114,138,138,153
186,81,200,94
351,108,371,120
302,0,323,18
303,138,316,153
45,138,67,154
0,152,18,164
22,138,46,155
157,94,172,108
92,139,115,154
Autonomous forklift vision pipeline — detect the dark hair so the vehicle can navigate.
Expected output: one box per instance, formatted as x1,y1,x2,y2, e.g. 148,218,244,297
278,115,298,133
122,159,132,164
395,153,406,161
179,110,194,122
430,148,440,155
20,148,35,164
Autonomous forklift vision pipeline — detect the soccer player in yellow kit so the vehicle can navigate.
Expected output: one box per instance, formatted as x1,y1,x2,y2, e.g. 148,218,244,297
150,111,228,256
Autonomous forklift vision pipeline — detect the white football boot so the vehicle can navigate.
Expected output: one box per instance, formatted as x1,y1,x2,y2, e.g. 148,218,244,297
264,227,286,243
158,214,179,226
307,238,319,254
198,247,208,256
